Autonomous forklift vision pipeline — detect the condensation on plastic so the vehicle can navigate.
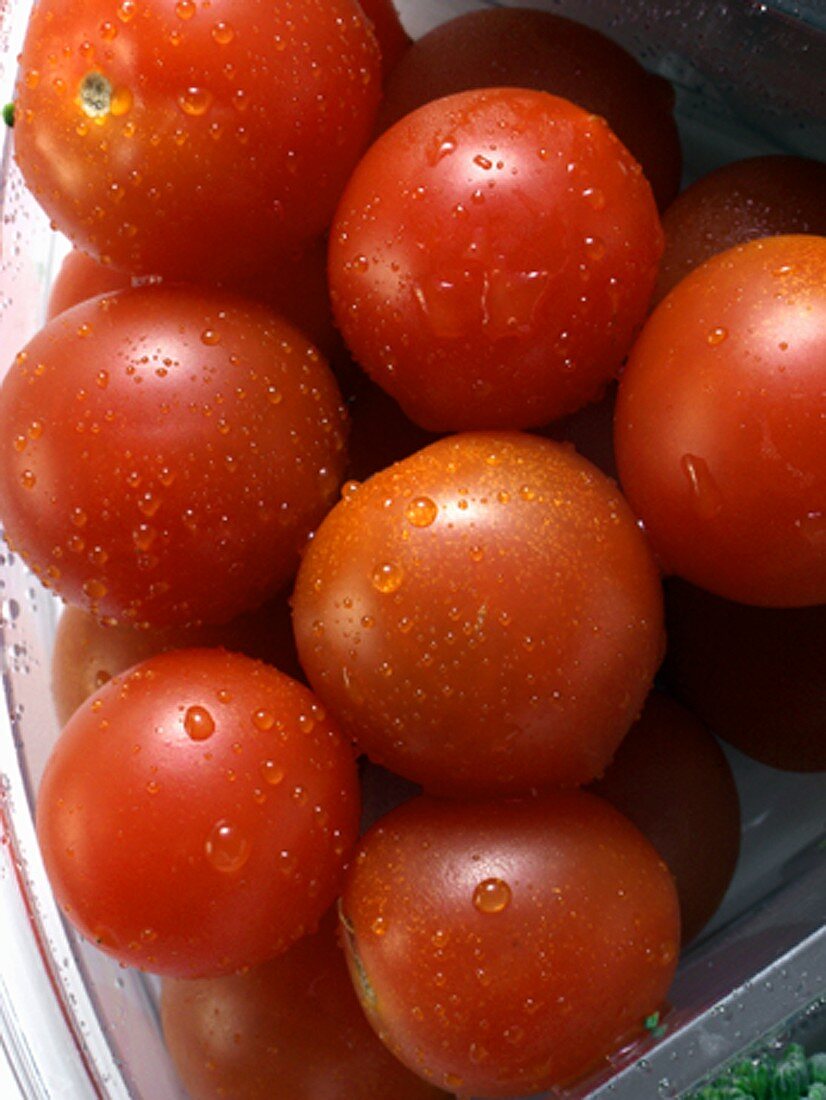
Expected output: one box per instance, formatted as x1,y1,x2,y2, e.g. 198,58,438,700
0,1,824,1098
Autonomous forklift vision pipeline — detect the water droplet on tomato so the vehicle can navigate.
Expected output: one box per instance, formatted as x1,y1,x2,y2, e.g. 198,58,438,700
473,878,512,914
175,0,196,19
371,915,388,936
211,20,234,44
83,578,108,601
680,454,724,520
184,705,214,741
405,496,438,528
116,0,136,22
20,470,36,490
372,562,404,594
584,235,606,260
707,326,728,346
261,760,284,786
205,820,250,873
178,87,213,116
582,186,606,210
252,709,275,731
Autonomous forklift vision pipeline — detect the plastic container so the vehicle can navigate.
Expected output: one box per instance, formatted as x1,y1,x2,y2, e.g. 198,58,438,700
0,1,824,1097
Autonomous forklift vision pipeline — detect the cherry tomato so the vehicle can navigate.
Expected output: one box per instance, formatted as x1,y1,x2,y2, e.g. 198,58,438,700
358,0,411,80
292,433,664,796
341,792,680,1097
329,87,663,431
51,593,304,727
662,577,826,772
14,0,381,280
376,7,682,209
654,155,826,304
0,285,348,627
615,235,826,607
160,907,448,1099
37,648,360,977
590,691,741,943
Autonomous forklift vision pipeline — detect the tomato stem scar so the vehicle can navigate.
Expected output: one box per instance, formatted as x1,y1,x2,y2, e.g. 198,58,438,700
80,72,112,118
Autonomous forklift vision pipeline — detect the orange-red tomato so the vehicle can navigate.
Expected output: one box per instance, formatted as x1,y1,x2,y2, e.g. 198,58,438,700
14,0,381,280
51,594,303,726
0,286,348,627
615,235,826,607
293,432,664,796
662,578,826,772
37,648,360,977
654,155,826,304
341,792,680,1097
160,908,447,1099
330,87,663,431
376,7,682,209
590,691,740,943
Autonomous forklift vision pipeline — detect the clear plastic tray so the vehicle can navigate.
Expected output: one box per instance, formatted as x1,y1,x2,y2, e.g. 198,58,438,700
1,1,824,1097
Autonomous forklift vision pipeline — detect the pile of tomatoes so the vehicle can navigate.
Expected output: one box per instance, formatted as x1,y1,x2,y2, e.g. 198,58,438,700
1,0,824,1096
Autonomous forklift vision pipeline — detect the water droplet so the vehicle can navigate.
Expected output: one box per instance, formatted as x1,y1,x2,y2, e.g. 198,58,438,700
405,496,438,528
707,326,728,346
205,820,250,873
469,545,484,563
584,235,606,260
175,0,196,19
371,915,388,936
83,578,108,601
582,186,606,210
267,385,282,405
680,454,724,520
200,328,220,345
20,470,36,490
261,760,284,786
372,562,404,594
184,705,214,741
473,154,493,171
473,878,512,914
116,0,136,21
252,709,275,731
178,87,213,116
211,20,234,44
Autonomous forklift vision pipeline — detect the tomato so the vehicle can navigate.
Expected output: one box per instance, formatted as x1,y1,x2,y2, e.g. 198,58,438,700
36,648,360,977
160,907,448,1099
340,792,680,1097
358,0,410,80
51,593,304,726
662,577,826,772
46,239,344,363
654,155,826,304
292,432,664,796
615,235,826,607
329,87,663,431
376,7,682,210
13,0,381,281
590,691,740,943
0,285,348,627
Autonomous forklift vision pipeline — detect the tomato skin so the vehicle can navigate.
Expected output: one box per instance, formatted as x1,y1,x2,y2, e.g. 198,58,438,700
0,285,348,627
590,691,740,944
36,648,360,978
160,908,448,1099
376,7,682,210
329,87,663,431
14,0,381,280
293,432,664,796
615,235,826,607
341,792,680,1097
654,155,826,305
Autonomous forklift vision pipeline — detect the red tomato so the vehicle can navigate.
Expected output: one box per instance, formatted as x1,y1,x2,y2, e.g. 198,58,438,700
376,7,682,209
590,691,741,943
662,577,826,772
14,0,381,280
36,648,360,977
654,155,826,304
329,87,663,431
0,285,348,627
160,908,448,1099
341,792,680,1097
46,248,135,322
51,593,304,727
358,0,411,80
292,433,664,796
615,235,826,607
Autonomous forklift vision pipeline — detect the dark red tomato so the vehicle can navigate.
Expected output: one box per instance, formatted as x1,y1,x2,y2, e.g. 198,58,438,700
615,235,826,607
654,155,826,304
341,792,680,1097
358,0,411,80
47,240,344,363
292,433,664,796
160,907,448,1099
37,648,360,978
590,691,740,944
14,0,381,281
51,593,304,727
0,285,348,627
375,7,682,210
662,577,826,772
329,87,663,431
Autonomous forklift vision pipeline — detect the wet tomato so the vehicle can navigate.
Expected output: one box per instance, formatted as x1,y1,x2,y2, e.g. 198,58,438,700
329,87,663,431
615,235,826,607
0,285,348,627
14,0,381,280
292,432,664,796
341,792,680,1097
36,648,360,977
